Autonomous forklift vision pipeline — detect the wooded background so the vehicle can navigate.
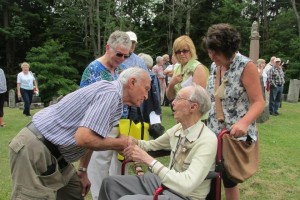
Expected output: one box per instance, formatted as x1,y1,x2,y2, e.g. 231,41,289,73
1,0,300,103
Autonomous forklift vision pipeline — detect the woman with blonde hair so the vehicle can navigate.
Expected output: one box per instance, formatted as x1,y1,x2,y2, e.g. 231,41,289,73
17,62,39,116
166,35,207,101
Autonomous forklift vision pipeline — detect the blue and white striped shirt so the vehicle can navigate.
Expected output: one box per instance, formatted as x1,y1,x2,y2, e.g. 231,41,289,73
32,80,123,162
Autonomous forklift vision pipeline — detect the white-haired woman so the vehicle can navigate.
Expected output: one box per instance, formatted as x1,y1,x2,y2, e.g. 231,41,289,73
152,56,166,104
17,62,38,116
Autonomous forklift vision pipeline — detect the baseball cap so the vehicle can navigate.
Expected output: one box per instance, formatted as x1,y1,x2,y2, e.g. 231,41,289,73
274,58,281,62
126,31,137,43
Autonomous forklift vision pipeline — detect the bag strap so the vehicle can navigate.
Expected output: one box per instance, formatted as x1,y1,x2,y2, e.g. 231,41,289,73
214,66,225,122
128,106,145,140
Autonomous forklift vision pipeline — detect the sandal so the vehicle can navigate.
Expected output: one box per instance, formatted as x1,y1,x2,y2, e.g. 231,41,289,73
132,162,144,176
0,124,5,127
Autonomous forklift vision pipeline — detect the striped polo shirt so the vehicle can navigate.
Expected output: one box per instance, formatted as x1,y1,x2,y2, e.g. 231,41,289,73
32,80,123,162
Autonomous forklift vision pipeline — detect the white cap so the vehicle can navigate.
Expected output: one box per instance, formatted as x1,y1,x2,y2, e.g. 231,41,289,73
274,58,281,62
126,31,137,43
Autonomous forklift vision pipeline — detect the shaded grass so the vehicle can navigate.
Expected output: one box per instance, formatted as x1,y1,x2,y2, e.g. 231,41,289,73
1,102,300,199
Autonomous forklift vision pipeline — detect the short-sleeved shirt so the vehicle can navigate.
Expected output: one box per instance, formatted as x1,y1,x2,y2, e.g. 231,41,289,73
120,52,148,71
32,80,124,162
207,53,257,141
267,67,285,86
17,71,35,90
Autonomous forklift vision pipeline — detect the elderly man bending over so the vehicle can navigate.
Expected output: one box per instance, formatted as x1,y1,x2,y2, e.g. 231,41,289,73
99,84,217,200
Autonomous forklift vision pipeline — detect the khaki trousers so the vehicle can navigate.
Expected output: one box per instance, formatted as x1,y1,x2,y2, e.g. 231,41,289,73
9,127,83,200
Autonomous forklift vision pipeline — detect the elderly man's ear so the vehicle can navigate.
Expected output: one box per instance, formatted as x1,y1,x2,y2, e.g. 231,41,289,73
128,77,136,88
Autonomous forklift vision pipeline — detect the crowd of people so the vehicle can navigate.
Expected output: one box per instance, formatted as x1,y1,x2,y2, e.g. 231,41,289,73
5,23,287,200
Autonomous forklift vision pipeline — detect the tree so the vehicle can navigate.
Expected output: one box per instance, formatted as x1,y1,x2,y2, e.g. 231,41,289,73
26,40,79,104
291,0,300,38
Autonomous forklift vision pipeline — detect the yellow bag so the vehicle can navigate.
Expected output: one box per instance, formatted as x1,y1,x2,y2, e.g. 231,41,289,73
117,118,150,161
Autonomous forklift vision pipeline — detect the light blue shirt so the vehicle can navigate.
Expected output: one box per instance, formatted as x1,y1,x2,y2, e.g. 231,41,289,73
17,71,35,90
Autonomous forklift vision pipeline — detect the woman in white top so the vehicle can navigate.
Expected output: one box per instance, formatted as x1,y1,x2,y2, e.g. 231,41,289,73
17,62,39,116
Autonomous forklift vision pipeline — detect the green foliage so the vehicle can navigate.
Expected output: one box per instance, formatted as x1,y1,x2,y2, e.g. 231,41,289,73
26,39,79,104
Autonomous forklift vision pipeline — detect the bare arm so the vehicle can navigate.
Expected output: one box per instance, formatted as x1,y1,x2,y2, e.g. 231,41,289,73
166,74,182,100
17,83,21,98
77,150,93,197
230,62,265,137
192,64,207,89
74,127,128,151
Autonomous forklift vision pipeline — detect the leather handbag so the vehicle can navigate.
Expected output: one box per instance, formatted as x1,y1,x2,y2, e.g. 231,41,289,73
222,133,259,183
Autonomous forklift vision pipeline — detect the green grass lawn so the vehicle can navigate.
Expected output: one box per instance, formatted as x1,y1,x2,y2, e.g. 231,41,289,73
1,103,300,199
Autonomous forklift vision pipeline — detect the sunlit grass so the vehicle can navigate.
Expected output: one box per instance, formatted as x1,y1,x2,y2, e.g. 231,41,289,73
1,103,300,199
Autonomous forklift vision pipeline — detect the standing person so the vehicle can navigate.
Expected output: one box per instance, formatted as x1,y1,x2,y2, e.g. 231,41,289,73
162,54,171,70
268,57,285,116
262,56,276,104
166,35,207,102
80,30,132,200
152,56,166,104
120,31,148,71
9,68,151,200
17,62,39,116
202,23,264,200
257,59,266,97
163,54,178,108
99,84,217,200
0,67,7,127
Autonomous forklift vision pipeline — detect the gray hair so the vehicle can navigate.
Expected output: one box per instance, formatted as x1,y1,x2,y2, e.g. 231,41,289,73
189,83,211,116
257,59,266,67
138,53,153,69
21,62,30,68
156,56,163,63
107,30,132,50
118,67,148,84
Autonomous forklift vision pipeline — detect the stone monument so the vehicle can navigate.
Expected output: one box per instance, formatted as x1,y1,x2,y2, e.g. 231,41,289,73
248,21,269,123
287,79,300,103
8,89,16,108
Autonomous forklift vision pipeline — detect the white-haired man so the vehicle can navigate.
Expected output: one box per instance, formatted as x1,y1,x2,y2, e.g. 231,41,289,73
9,68,150,200
99,84,217,200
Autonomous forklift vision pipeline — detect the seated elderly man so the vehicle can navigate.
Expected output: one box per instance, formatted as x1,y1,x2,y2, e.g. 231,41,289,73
99,84,217,200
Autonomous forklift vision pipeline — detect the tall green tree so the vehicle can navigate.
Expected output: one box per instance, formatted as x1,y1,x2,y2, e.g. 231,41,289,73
26,39,79,104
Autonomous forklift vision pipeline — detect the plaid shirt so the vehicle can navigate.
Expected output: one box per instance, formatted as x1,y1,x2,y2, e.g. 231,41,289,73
268,67,285,86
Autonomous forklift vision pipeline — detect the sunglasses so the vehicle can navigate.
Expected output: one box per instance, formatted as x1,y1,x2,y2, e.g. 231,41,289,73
110,46,131,59
175,49,190,55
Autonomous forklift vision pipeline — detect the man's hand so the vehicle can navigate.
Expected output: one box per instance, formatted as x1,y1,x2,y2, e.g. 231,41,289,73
123,145,154,165
77,170,91,197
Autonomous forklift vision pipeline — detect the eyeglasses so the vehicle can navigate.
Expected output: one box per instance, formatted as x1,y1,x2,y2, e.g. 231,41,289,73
175,49,190,55
110,46,131,59
173,95,193,102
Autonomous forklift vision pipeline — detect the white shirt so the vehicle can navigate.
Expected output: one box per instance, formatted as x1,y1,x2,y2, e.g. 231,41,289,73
17,71,35,90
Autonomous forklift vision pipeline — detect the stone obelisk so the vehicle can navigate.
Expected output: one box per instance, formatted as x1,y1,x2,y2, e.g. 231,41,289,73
249,21,260,64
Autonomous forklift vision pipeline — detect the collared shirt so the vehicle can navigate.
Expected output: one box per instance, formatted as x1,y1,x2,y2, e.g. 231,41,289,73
120,52,148,71
138,120,217,200
17,71,35,90
207,53,257,141
32,80,123,162
0,68,7,93
80,59,128,118
267,67,285,86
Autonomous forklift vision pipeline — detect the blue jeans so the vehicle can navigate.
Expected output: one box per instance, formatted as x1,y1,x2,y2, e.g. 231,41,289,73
269,85,283,113
20,88,34,115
